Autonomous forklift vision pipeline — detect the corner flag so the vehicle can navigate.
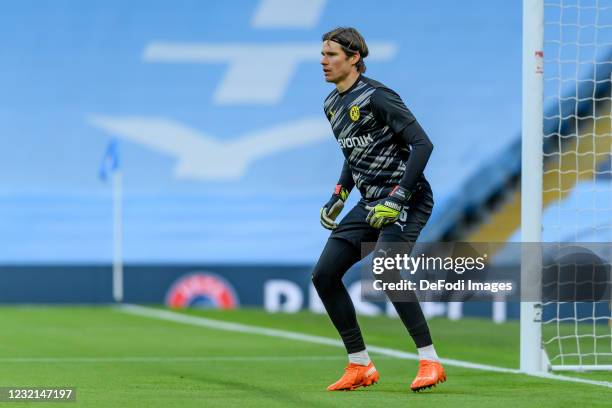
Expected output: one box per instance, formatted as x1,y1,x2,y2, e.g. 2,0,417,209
99,138,124,303
99,139,120,181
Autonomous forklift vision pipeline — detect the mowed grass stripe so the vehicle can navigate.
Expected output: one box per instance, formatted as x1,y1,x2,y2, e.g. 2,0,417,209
0,306,610,408
119,304,612,388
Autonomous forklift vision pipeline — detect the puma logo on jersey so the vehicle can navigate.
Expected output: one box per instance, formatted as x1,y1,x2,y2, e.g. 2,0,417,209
338,134,373,148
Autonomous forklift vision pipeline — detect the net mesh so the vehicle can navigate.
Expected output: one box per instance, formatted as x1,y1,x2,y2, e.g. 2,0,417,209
542,0,612,369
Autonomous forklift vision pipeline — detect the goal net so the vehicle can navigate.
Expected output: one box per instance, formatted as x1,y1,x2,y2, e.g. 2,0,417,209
523,0,612,372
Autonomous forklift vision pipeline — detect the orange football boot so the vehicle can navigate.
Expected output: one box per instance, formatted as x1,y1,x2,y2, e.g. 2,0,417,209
410,360,446,392
327,362,379,391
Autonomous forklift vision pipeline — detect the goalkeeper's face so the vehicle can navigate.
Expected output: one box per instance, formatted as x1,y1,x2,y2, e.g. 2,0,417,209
321,40,358,84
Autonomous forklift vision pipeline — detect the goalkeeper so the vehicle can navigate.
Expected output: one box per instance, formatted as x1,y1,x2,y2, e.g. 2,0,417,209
314,27,445,392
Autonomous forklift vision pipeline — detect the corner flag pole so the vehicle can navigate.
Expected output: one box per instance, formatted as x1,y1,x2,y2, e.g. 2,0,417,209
100,139,124,303
112,167,124,303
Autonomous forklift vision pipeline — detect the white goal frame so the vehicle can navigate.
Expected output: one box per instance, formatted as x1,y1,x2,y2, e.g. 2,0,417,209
521,0,612,373
521,0,545,374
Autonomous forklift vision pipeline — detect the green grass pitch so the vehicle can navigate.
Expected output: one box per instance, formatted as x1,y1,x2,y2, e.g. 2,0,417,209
0,306,610,407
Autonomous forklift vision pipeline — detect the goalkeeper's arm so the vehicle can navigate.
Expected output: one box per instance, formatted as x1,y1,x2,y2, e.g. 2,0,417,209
365,122,433,228
320,161,354,230
396,119,433,194
366,88,434,228
370,87,433,195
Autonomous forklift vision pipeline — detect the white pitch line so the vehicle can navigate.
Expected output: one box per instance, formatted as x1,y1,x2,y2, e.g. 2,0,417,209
118,304,612,389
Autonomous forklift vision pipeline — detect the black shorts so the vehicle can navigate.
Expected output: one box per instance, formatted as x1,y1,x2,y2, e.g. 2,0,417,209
329,184,434,250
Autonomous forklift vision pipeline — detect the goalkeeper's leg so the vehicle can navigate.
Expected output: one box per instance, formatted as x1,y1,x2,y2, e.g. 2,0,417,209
374,237,446,391
375,187,446,392
312,237,379,391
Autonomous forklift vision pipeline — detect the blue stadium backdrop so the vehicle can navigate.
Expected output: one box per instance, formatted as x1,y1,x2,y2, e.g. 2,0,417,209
2,1,609,320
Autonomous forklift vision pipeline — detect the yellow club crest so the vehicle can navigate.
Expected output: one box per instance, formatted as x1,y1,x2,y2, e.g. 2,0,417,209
328,110,335,120
349,105,360,121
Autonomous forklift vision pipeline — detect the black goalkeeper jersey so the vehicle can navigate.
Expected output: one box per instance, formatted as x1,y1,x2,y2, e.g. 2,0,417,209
324,75,430,200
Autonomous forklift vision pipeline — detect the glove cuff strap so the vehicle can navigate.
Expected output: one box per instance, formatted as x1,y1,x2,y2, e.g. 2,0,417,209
389,185,411,203
334,184,349,201
384,200,403,211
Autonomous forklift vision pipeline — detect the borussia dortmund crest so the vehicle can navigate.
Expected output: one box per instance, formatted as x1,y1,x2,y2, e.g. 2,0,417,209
349,105,360,121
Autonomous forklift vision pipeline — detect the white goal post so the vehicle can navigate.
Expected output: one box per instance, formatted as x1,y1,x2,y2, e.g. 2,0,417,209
521,0,612,373
521,0,545,374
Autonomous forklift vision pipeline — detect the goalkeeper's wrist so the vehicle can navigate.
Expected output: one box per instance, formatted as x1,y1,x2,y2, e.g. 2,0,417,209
389,185,411,205
333,184,350,202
